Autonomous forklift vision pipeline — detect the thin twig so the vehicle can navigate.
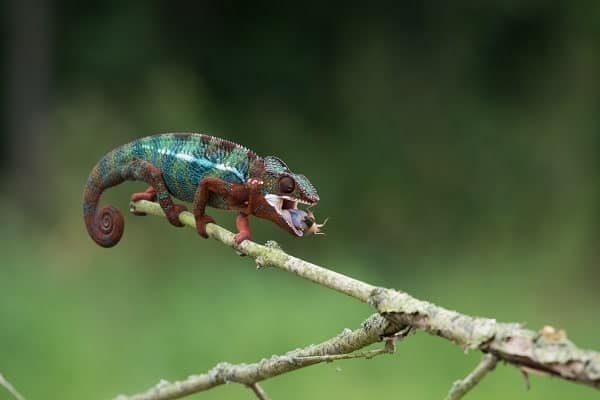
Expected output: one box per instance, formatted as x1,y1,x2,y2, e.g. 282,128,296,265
445,354,499,400
293,346,393,362
115,314,401,400
0,373,26,400
445,354,498,400
248,383,269,400
128,200,600,393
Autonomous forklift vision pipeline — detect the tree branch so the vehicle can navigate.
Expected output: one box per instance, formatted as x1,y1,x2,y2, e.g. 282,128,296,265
115,313,401,400
444,354,498,400
247,383,269,400
127,200,600,395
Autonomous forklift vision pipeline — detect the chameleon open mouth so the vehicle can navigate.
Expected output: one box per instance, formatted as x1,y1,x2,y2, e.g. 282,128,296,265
264,194,316,236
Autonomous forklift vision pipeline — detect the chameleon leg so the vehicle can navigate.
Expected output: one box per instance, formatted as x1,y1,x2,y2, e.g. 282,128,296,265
130,186,156,216
131,186,156,202
232,179,263,243
124,159,187,227
192,177,249,238
234,213,252,243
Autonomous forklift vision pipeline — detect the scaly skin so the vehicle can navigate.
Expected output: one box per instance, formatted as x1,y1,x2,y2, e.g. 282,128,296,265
83,133,319,247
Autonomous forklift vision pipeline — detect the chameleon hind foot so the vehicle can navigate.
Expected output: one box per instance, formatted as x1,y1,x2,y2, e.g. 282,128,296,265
130,187,157,216
131,186,157,202
166,204,188,227
195,214,216,238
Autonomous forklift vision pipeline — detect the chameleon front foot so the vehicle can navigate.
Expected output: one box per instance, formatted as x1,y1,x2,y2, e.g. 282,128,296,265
195,214,216,238
233,213,253,244
233,231,252,244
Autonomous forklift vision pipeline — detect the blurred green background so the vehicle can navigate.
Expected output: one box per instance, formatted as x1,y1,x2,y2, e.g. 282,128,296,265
1,1,600,399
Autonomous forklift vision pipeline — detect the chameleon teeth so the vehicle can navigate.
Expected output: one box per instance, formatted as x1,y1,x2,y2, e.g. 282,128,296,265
280,195,312,205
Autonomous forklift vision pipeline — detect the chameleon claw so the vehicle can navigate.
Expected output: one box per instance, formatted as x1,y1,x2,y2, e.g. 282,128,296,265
233,231,252,244
234,213,252,244
130,187,158,216
166,204,188,227
131,187,157,202
195,214,216,238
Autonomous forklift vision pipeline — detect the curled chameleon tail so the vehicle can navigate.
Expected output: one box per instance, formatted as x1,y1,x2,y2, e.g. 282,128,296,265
84,204,125,248
82,148,126,248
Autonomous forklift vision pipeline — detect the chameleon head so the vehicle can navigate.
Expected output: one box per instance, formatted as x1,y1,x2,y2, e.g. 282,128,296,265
254,156,320,236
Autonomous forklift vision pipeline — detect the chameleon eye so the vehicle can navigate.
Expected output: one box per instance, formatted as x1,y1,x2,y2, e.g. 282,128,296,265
278,176,295,193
